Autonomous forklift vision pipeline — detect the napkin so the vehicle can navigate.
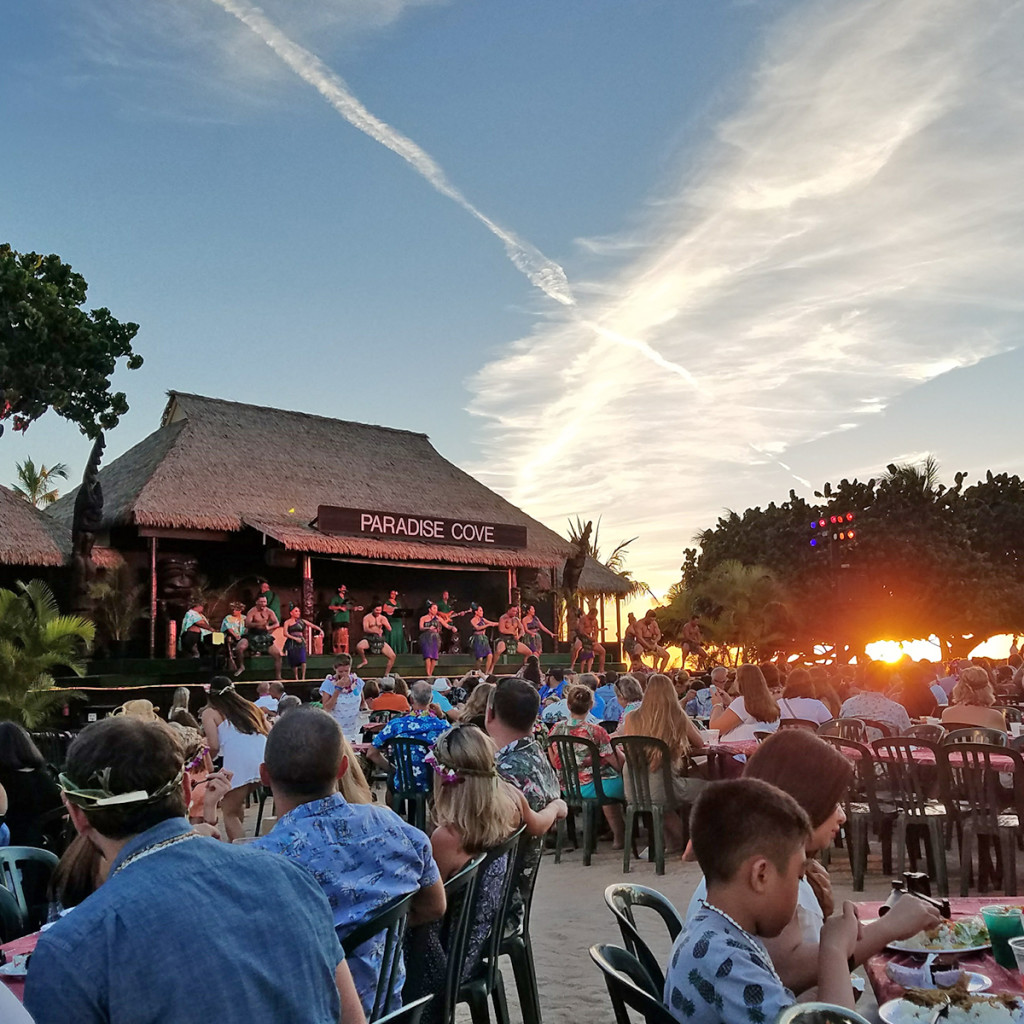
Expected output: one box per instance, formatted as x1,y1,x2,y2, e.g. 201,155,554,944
886,962,963,989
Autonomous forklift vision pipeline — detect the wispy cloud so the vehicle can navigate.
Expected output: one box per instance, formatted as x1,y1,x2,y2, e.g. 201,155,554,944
467,0,1024,591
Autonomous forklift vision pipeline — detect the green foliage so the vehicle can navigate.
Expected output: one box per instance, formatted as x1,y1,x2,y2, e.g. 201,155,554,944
0,579,92,728
87,564,145,643
566,515,652,597
671,458,1024,661
12,457,68,507
0,244,142,438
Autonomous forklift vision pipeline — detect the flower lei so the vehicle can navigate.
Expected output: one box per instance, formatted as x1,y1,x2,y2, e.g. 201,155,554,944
425,751,462,785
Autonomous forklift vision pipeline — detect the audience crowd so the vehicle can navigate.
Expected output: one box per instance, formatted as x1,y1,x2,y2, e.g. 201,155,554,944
3,645,1024,1024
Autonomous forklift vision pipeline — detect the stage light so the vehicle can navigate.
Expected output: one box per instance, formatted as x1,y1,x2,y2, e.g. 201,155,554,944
846,512,854,521
848,530,855,539
810,521,818,530
830,515,837,524
809,539,817,547
839,531,846,540
819,519,826,527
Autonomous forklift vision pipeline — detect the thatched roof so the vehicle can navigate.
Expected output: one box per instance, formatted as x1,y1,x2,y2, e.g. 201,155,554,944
574,556,636,597
51,392,578,570
0,486,70,566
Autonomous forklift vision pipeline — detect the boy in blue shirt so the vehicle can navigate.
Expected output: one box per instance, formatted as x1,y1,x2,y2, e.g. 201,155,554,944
665,779,859,1024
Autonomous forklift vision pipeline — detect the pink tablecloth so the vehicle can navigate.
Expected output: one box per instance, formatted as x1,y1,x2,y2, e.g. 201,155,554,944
0,930,41,1002
858,898,1024,1006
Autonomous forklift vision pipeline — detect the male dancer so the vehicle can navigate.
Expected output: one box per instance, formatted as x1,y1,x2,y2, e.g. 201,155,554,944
327,585,362,655
356,602,396,675
570,604,606,673
497,605,533,667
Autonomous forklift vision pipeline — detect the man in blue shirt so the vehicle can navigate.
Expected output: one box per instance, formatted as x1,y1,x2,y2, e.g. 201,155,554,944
255,707,446,1018
368,681,449,790
24,717,363,1024
593,671,620,723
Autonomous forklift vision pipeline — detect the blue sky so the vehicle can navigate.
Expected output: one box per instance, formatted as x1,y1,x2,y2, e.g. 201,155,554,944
4,0,1024,593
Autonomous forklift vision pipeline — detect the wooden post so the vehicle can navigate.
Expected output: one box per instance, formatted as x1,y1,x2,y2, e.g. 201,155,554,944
615,595,622,641
302,554,314,618
599,593,606,641
149,537,158,658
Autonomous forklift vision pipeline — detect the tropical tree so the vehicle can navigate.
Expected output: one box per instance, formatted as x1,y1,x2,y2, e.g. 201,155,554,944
87,564,145,645
566,516,653,597
0,243,142,438
0,580,92,728
11,457,68,507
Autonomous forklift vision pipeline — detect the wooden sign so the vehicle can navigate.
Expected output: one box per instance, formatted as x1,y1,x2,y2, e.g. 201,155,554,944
317,505,527,549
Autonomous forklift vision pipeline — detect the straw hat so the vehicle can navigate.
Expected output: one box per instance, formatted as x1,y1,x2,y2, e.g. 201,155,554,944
112,698,161,721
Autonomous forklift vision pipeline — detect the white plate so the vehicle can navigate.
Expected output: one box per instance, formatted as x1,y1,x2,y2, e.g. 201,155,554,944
879,996,1024,1024
887,940,991,955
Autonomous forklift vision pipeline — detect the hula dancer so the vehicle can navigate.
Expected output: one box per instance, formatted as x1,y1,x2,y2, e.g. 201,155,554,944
570,605,605,673
356,602,397,675
283,604,323,682
382,590,408,654
419,601,457,677
521,604,556,656
327,585,362,655
468,604,500,674
621,612,645,672
497,604,533,666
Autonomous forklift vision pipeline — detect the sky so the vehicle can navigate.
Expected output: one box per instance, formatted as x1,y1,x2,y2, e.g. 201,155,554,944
4,0,1024,596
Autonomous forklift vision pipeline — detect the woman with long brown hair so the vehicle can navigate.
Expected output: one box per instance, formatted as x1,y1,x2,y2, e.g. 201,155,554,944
709,663,780,741
619,673,706,850
201,677,269,841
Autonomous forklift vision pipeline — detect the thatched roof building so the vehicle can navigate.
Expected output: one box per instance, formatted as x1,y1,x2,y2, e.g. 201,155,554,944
0,485,70,566
51,392,631,588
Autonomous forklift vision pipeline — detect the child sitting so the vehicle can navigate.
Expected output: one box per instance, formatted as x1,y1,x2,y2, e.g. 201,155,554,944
665,778,859,1024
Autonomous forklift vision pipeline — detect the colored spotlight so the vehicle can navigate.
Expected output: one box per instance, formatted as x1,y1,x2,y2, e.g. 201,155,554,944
848,530,855,539
846,512,854,521
809,539,817,547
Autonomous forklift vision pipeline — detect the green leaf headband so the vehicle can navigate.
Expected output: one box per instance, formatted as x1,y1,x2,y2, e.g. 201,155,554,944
59,766,185,808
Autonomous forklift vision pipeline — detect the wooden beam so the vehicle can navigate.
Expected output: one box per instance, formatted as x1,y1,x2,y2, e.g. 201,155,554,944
138,527,232,542
615,595,622,642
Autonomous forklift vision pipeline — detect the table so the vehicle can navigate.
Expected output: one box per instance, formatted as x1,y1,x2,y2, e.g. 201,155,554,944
0,930,41,1003
705,740,759,778
858,898,1024,1007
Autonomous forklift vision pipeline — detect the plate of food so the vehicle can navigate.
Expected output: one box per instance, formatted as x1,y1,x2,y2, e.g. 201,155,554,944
888,917,991,955
879,990,1024,1023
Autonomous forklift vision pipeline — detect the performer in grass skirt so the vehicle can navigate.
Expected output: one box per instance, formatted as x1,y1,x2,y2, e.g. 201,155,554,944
468,604,500,674
419,601,456,677
522,604,556,655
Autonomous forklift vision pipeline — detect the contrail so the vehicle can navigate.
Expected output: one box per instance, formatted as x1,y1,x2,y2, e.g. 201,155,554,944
209,0,574,307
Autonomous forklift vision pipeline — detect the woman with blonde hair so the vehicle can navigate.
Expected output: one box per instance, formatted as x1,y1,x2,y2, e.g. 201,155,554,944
709,663,781,741
406,725,566,1020
612,674,644,720
201,677,270,841
337,732,372,805
941,665,1006,732
619,673,706,851
460,681,495,729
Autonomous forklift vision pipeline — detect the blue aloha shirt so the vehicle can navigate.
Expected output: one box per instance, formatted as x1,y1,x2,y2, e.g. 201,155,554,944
254,794,439,1019
664,902,794,1024
372,712,449,790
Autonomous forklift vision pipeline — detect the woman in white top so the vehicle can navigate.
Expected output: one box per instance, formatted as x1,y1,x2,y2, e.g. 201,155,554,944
777,668,834,725
201,678,269,841
708,664,781,742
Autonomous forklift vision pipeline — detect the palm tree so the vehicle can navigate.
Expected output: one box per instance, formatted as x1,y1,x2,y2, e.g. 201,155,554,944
566,516,653,597
883,455,941,498
0,579,92,728
12,458,69,507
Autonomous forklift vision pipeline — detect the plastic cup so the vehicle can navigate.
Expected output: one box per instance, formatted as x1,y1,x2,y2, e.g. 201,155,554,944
1011,723,1024,739
703,729,720,746
1008,936,1024,974
982,905,1024,968
924,717,941,726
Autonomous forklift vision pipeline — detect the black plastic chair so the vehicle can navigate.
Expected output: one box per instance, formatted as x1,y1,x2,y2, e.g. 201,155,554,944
547,734,622,866
612,735,691,875
457,826,526,1024
373,994,434,1024
997,706,1023,725
0,846,59,931
858,718,896,740
904,724,946,743
944,727,1007,747
939,742,1024,896
340,891,416,1022
498,835,545,1024
384,737,433,831
821,736,895,890
253,784,274,837
778,718,819,731
0,884,27,943
603,884,683,992
871,738,950,895
406,854,483,1024
818,718,868,742
589,943,675,1024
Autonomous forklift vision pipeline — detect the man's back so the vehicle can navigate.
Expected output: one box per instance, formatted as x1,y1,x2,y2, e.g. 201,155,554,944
25,820,342,1024
255,794,438,1016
